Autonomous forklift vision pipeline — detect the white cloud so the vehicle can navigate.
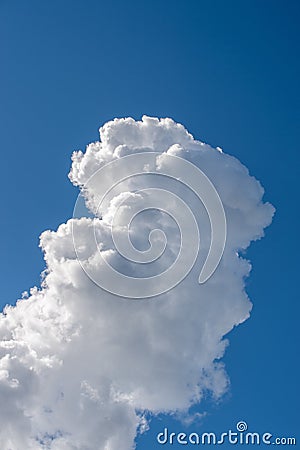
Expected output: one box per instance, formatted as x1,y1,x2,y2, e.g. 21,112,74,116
0,116,274,449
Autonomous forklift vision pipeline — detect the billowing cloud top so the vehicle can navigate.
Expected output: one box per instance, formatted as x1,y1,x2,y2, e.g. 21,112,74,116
0,116,274,449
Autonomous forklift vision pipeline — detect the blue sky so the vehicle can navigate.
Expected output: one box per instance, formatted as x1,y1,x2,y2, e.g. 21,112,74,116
1,0,299,447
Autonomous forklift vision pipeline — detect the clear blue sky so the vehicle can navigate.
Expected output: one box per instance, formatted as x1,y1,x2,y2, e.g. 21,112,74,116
1,0,299,447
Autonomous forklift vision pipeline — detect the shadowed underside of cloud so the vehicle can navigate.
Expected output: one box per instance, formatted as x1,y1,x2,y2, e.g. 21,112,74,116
0,116,274,449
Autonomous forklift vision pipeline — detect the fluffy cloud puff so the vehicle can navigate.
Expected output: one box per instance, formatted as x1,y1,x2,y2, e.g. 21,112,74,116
0,116,274,449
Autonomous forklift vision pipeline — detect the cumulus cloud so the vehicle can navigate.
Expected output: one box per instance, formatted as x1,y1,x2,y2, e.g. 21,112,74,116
0,116,274,449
